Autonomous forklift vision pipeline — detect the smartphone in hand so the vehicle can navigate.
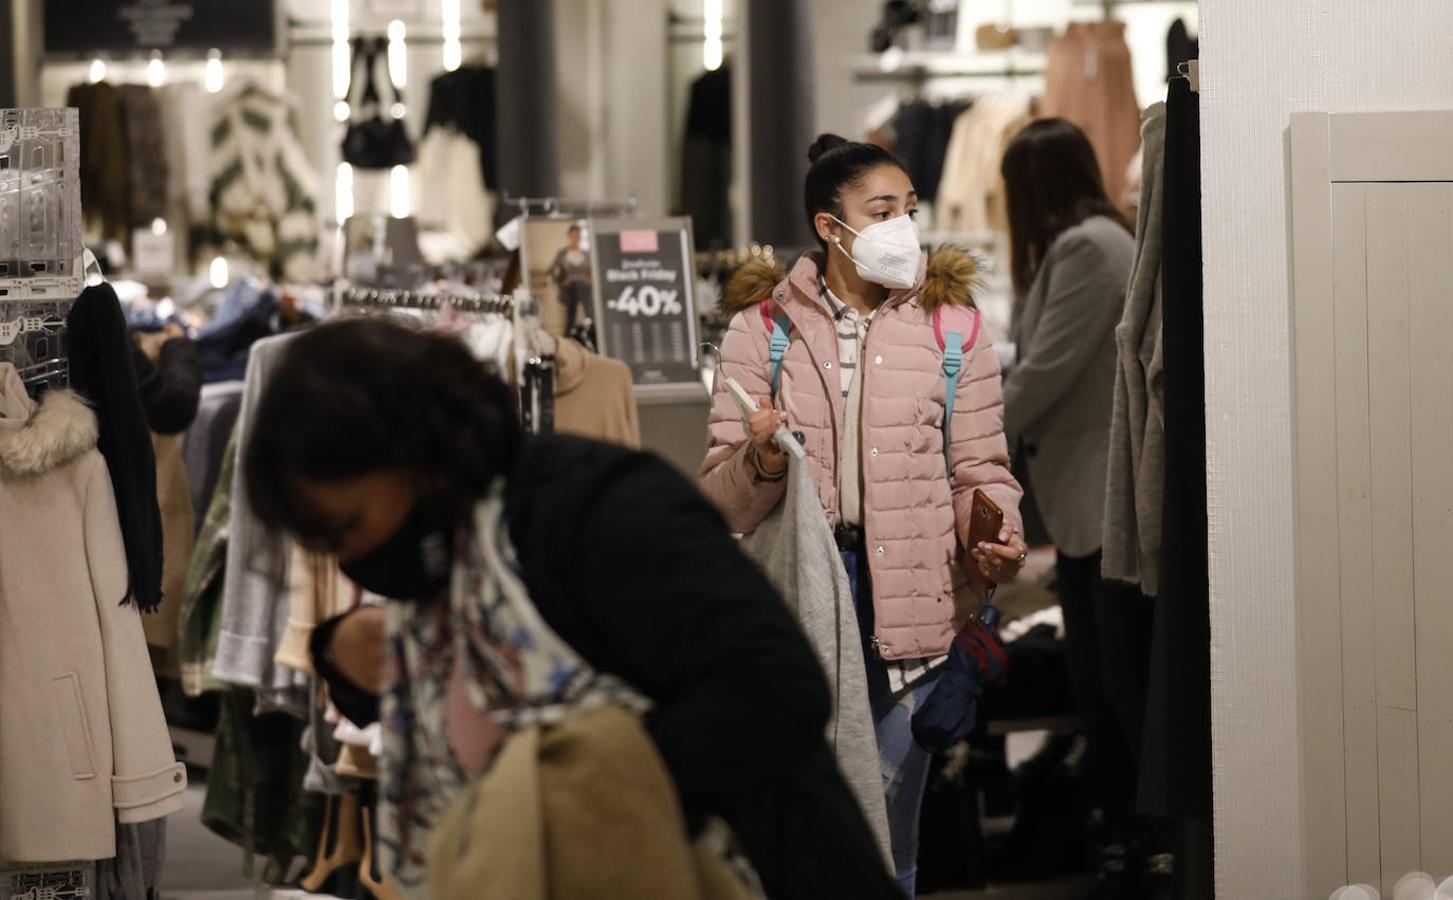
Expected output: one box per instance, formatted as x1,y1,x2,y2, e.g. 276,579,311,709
967,489,1005,588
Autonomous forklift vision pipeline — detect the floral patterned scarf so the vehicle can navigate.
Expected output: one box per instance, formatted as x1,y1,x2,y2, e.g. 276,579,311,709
376,485,648,892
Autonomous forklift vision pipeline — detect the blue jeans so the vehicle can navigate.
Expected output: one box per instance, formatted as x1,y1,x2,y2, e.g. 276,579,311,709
842,547,940,897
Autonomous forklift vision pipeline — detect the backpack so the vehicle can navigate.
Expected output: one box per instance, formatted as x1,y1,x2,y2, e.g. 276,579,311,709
759,299,982,469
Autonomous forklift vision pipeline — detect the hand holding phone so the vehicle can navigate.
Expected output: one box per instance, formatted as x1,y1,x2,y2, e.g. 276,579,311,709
966,489,1026,587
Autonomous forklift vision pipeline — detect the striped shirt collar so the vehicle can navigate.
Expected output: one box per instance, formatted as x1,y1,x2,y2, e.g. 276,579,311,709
819,276,870,324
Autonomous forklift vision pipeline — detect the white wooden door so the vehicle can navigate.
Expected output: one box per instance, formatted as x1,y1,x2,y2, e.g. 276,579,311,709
1291,111,1453,898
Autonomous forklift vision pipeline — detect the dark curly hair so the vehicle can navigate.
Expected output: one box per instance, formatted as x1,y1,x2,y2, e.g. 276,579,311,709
244,317,522,547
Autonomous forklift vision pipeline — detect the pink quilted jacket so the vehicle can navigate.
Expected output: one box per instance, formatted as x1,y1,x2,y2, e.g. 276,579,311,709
700,248,1023,661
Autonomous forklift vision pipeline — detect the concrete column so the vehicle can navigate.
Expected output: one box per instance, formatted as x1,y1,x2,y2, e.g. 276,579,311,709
495,0,561,199
746,0,815,246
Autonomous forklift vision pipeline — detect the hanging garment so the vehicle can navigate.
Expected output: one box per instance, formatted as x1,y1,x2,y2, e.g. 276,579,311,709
552,337,640,449
935,96,1033,236
274,544,350,678
423,66,499,190
0,365,186,862
178,428,237,698
413,126,493,258
160,81,215,231
1002,216,1134,558
681,64,733,251
68,283,165,612
1166,19,1199,82
143,433,195,678
1041,21,1142,208
1102,103,1167,596
458,317,514,374
738,456,892,865
116,85,170,230
202,689,324,882
301,685,349,796
213,332,308,715
94,820,165,900
1122,145,1145,216
181,381,244,535
132,337,203,436
1138,76,1211,823
893,99,970,204
194,281,282,384
68,81,129,242
209,81,322,282
341,36,416,170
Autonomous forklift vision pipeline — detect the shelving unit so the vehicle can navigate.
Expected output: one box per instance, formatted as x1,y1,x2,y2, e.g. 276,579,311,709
851,50,1046,84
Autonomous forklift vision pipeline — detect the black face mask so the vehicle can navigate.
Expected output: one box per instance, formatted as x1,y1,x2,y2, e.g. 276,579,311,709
339,498,455,601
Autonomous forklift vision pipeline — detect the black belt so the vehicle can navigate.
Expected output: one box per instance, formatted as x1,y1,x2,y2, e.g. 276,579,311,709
834,527,864,552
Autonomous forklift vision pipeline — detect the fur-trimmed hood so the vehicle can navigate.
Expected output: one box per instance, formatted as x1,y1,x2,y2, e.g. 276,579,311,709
721,245,981,317
0,365,99,476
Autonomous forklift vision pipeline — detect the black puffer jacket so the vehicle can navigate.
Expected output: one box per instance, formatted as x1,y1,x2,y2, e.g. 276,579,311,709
318,435,900,899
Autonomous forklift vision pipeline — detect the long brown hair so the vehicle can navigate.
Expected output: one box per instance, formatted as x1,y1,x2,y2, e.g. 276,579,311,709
1001,118,1130,295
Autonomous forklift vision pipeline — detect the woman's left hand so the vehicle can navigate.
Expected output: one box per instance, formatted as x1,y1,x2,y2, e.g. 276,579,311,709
971,524,1030,585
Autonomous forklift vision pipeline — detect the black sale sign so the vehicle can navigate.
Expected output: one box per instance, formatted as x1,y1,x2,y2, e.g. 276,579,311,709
591,219,700,387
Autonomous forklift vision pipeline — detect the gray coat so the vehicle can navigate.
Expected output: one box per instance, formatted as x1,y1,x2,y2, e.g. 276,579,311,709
1103,104,1167,595
738,456,891,866
1004,215,1135,558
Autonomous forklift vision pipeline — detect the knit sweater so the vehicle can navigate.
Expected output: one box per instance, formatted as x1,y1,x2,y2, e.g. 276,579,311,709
1102,103,1168,595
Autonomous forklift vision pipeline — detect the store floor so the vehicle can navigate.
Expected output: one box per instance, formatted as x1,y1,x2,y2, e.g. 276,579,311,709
160,784,343,900
162,777,1089,900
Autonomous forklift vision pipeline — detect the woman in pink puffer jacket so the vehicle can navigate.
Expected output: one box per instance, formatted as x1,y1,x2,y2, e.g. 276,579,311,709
699,134,1026,895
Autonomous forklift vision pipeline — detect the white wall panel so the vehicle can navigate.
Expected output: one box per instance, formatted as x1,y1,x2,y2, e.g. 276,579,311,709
1201,2,1453,897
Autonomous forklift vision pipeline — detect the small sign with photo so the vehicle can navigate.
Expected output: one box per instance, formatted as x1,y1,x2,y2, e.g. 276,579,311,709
523,217,595,337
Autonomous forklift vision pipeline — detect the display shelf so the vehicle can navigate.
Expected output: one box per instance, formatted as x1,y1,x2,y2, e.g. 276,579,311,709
852,49,1047,82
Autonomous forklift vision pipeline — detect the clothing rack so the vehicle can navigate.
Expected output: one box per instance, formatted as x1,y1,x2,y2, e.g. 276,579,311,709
504,196,640,218
334,286,516,316
853,64,1044,83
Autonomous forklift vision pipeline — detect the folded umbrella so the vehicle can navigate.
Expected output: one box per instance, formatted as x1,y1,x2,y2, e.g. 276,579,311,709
911,597,1009,754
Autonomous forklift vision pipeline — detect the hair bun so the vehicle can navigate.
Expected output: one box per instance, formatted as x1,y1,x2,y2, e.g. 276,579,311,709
808,133,850,165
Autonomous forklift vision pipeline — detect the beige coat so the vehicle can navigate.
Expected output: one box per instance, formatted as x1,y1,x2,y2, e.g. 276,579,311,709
553,337,641,449
0,367,186,862
142,432,194,677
